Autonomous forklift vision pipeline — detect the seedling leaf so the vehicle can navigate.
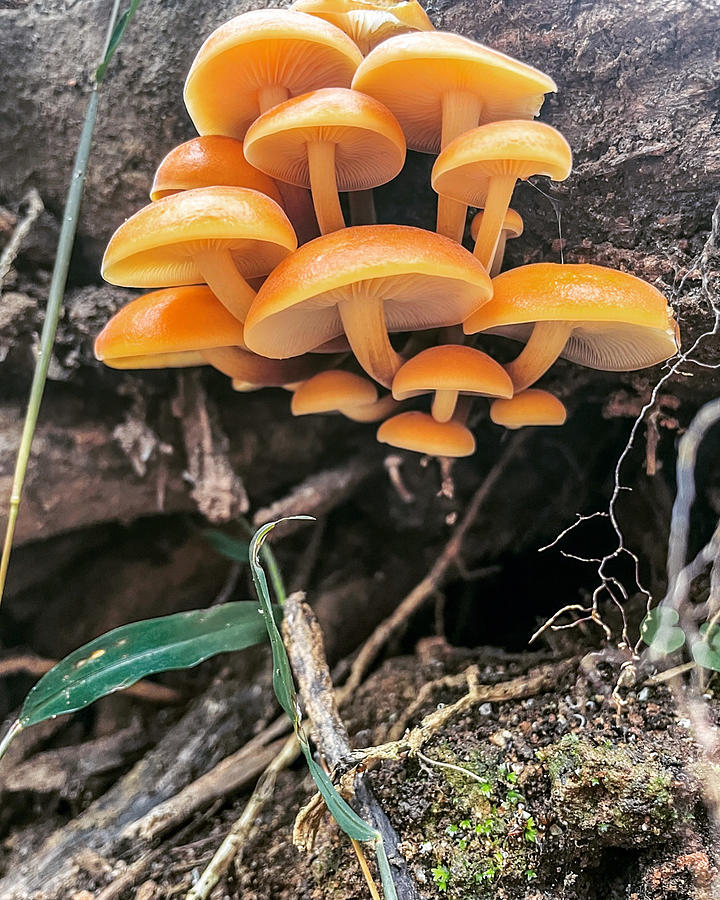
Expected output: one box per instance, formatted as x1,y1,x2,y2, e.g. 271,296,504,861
640,607,685,654
0,601,276,758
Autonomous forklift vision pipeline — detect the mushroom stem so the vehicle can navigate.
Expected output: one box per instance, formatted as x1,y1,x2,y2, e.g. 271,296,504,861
194,248,257,322
349,189,377,226
490,232,508,277
201,346,322,385
432,389,460,423
436,90,485,244
504,321,573,392
257,84,290,113
338,295,403,388
473,176,517,271
307,141,346,234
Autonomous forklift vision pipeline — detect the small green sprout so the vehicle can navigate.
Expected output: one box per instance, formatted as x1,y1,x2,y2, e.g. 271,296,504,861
432,864,451,892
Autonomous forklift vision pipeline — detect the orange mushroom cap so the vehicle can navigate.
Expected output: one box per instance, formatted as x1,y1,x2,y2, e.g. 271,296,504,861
150,136,283,205
244,88,406,192
341,393,400,421
291,0,434,54
490,389,567,429
102,187,297,322
464,263,679,369
290,369,378,415
377,410,475,457
470,207,524,242
102,188,295,289
243,224,492,387
392,344,513,400
352,32,556,153
184,10,363,141
94,286,245,367
432,121,572,207
465,263,680,392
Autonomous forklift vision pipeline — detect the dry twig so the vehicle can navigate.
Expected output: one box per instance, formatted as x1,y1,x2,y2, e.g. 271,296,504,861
283,593,418,899
0,189,44,287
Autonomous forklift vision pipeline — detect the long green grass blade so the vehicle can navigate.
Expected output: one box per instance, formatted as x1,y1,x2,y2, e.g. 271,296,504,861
0,601,276,759
0,0,141,605
249,519,398,896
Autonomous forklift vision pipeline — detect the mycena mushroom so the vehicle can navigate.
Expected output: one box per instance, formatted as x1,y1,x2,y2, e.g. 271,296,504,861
464,263,680,392
470,208,523,277
490,389,567,429
391,344,513,422
150,136,283,206
432,120,572,253
94,285,327,386
243,224,492,388
244,88,405,234
291,0,434,55
101,187,296,322
377,410,476,457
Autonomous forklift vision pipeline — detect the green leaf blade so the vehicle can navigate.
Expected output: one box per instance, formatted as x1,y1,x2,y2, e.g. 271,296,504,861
640,607,685,654
19,601,275,728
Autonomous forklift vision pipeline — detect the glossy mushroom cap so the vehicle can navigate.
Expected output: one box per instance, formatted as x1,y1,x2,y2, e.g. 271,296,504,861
490,389,567,429
392,344,512,421
244,89,406,191
94,286,245,368
352,32,556,153
377,410,475,456
102,187,297,321
150,136,283,205
290,369,378,414
464,262,679,371
470,207,523,242
291,0,434,54
184,10,363,140
432,121,572,205
243,224,492,387
102,188,296,288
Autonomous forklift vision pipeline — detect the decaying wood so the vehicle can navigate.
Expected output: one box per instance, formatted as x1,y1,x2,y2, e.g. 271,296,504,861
0,675,271,900
283,593,418,899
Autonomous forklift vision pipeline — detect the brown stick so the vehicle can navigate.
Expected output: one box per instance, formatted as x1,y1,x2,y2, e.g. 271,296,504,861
283,593,419,900
339,431,530,701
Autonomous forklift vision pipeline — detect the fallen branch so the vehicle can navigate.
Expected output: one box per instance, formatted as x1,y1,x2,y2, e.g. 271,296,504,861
339,431,530,700
283,593,418,900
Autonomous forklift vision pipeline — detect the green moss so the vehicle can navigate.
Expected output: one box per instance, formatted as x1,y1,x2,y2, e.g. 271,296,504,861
539,734,677,845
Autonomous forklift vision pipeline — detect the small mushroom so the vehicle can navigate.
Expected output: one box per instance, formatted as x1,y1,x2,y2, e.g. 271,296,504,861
470,208,523,277
432,120,571,253
150,136,283,206
341,394,400,421
391,344,512,422
244,88,405,234
490,389,567,429
101,187,296,322
243,224,492,388
290,370,377,414
464,263,680,392
290,0,434,55
377,410,475,457
94,285,326,386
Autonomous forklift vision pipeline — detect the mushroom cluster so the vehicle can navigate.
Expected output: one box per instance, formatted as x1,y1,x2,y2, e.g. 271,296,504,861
96,0,680,458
